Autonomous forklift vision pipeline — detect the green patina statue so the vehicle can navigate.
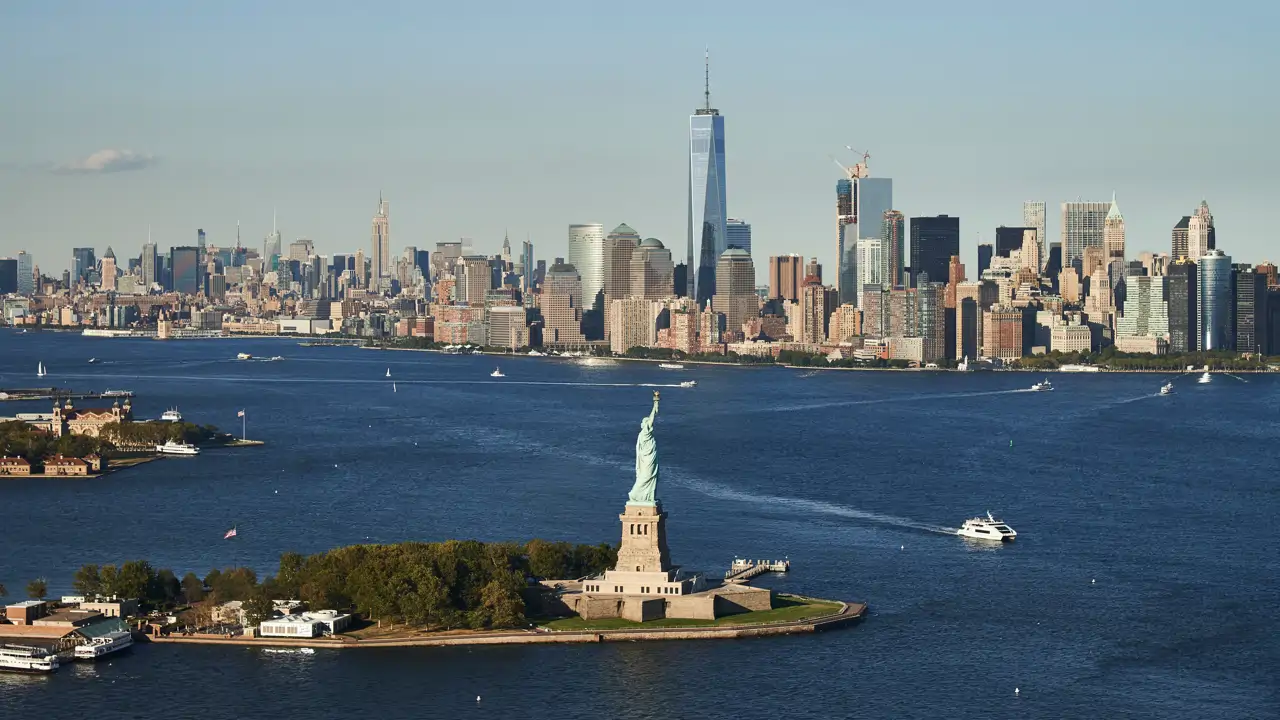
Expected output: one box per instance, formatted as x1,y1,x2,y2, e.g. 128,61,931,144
627,391,660,505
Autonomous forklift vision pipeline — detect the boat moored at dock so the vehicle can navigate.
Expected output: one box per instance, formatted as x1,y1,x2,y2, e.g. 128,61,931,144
0,645,60,673
74,626,134,661
156,440,200,456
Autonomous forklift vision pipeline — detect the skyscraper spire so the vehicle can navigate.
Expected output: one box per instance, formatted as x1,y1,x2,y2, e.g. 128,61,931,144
704,47,711,112
273,207,277,234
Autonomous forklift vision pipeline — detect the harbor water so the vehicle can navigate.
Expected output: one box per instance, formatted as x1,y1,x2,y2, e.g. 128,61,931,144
1,333,1277,718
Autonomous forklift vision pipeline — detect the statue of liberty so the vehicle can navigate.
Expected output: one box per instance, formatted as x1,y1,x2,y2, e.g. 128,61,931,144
627,391,660,505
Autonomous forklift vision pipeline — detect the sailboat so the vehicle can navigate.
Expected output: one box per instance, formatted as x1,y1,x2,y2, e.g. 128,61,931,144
393,382,397,393
37,361,47,378
385,368,391,378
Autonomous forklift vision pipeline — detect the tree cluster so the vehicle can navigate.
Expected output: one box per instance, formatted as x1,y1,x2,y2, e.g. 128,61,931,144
98,420,225,449
0,420,114,463
64,539,616,630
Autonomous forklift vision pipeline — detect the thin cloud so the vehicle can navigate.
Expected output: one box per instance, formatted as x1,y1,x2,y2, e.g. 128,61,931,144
54,149,156,174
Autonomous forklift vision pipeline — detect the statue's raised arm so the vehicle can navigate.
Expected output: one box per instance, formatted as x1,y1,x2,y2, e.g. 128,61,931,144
627,392,661,505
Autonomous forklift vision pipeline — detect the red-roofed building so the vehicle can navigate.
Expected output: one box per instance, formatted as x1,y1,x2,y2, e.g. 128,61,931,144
43,455,90,476
0,456,32,476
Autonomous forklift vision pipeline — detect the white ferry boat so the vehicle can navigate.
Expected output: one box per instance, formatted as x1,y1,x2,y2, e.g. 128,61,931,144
1197,371,1212,384
156,440,200,456
490,367,505,378
102,389,131,397
956,512,1017,542
1029,379,1054,392
74,626,134,660
1057,364,1100,373
161,408,183,422
1159,382,1174,396
658,363,685,370
0,645,59,673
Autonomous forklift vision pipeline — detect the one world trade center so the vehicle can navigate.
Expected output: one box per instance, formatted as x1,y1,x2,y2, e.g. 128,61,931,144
688,50,727,306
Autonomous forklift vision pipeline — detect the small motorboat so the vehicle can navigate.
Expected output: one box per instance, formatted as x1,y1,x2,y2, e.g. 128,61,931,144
88,358,99,364
1029,379,1054,392
490,367,505,378
679,380,697,388
957,511,1017,542
1197,371,1211,384
237,353,253,360
269,356,284,362
1159,382,1174,396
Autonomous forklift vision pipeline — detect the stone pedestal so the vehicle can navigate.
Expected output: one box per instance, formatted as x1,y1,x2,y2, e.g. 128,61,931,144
614,502,671,573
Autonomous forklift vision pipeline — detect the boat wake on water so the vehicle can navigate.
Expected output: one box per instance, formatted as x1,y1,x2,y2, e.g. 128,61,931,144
49,373,689,389
749,387,1034,415
668,472,955,535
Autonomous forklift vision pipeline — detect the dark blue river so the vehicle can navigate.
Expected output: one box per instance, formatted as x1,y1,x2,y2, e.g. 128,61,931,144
2,331,1277,718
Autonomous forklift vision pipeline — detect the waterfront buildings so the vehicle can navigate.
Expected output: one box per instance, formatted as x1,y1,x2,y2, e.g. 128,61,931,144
629,239,675,300
542,262,586,346
488,305,529,350
521,239,535,294
712,248,756,340
371,196,390,287
610,297,662,354
836,159,893,306
977,243,993,278
603,224,642,338
568,223,605,328
72,247,95,285
1166,259,1198,353
16,251,34,295
1234,267,1269,354
100,247,118,291
1115,274,1169,353
455,256,493,305
883,210,906,288
726,219,751,255
1198,249,1233,350
768,254,804,303
168,246,200,295
910,215,960,287
799,278,838,344
689,56,727,305
1104,195,1126,287
141,242,157,290
856,238,886,298
1023,201,1047,265
1061,201,1109,272
0,258,16,294
983,306,1024,361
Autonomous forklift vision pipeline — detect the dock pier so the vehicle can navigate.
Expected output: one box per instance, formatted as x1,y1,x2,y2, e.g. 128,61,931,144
725,558,791,583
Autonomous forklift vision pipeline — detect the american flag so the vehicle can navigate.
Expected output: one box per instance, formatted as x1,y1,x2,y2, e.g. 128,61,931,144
237,410,245,417
224,526,237,539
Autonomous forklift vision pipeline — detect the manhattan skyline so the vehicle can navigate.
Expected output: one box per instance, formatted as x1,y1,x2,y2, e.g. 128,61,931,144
2,1,1277,276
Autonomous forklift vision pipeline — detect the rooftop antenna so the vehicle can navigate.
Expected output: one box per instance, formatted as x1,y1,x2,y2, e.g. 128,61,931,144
273,207,277,234
704,47,711,111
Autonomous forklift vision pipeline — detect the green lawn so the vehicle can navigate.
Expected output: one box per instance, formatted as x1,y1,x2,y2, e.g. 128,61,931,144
536,594,842,631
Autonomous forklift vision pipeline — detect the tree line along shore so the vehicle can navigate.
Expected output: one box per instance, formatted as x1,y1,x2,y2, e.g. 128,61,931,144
3,540,618,633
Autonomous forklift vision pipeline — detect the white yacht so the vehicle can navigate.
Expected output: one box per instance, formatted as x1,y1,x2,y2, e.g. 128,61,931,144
490,367,505,378
0,645,59,673
1197,371,1212,384
156,440,200,456
161,408,183,422
1159,382,1174,396
1029,379,1054,392
269,356,284,362
679,380,697,388
957,512,1017,542
74,629,134,660
658,363,685,370
237,353,253,360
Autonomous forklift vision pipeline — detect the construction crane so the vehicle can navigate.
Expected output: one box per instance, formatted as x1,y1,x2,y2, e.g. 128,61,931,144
831,146,871,179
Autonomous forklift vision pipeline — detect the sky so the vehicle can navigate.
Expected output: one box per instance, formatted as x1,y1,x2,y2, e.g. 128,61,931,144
2,0,1278,281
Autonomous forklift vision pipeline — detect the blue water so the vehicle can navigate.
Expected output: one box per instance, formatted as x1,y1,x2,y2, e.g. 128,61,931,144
2,331,1278,718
